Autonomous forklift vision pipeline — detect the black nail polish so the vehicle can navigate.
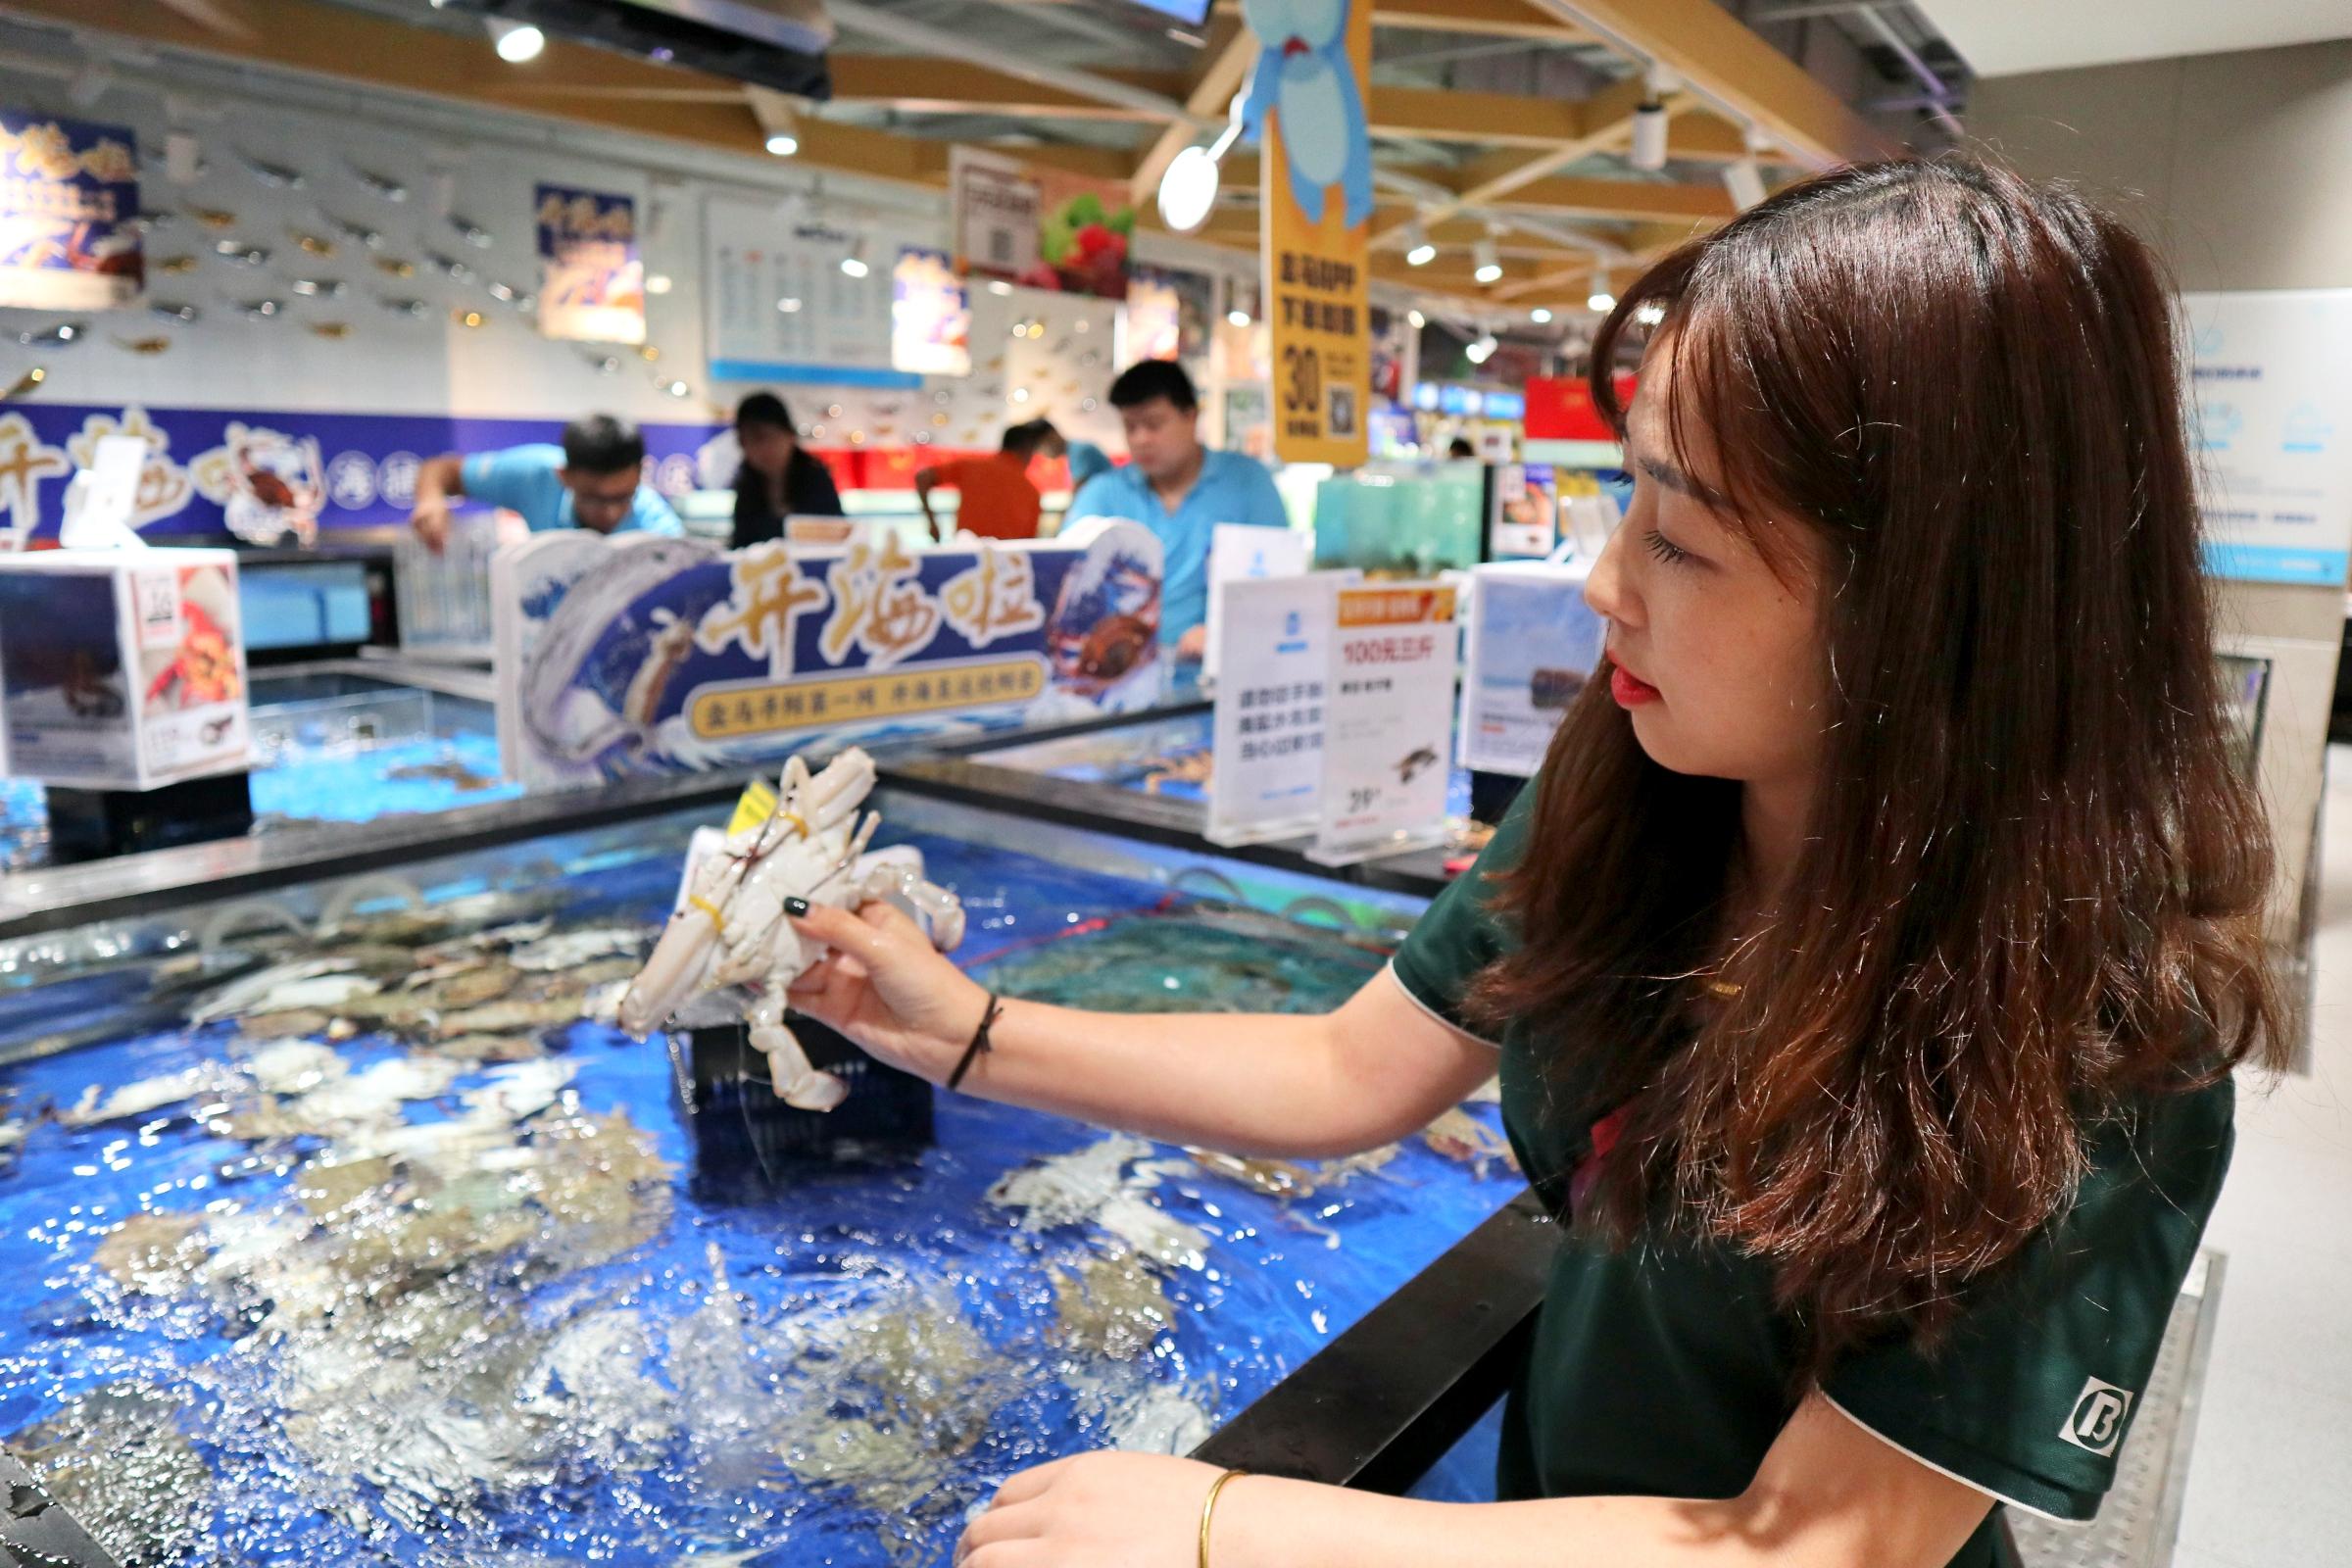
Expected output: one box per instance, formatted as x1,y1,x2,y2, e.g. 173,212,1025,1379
783,897,809,917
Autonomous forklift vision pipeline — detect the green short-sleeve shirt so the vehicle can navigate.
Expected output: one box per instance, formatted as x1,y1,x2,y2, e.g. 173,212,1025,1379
1390,783,2232,1565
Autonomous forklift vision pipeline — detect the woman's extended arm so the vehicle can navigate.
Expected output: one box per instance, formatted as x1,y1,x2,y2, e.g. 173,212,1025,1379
957,1396,1994,1568
782,901,1496,1159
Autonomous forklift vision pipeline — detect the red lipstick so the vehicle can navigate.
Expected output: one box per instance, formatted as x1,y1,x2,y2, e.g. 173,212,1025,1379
1609,663,1661,708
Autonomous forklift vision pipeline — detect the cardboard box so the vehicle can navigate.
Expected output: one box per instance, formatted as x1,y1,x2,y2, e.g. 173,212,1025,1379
0,549,252,790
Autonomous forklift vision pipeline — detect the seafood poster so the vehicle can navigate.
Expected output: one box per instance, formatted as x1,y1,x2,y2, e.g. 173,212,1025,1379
0,548,249,789
492,520,1165,789
534,183,646,345
890,247,971,378
1457,562,1602,778
0,112,141,310
1309,582,1456,865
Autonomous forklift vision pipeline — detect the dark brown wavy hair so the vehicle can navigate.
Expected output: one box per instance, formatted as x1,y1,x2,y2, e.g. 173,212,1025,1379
1467,159,2283,1370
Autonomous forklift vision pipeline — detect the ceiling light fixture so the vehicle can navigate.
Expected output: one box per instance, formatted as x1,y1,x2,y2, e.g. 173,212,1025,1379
840,239,869,279
1228,308,1251,328
1407,308,1426,329
1530,307,1552,324
1473,238,1502,286
1465,332,1498,367
1405,220,1436,268
748,86,802,159
1588,271,1616,315
1723,159,1769,212
1629,64,1676,172
1157,98,1248,235
486,18,545,64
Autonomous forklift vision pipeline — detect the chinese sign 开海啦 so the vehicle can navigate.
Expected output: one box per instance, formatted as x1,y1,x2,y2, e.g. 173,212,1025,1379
0,112,141,310
535,183,645,345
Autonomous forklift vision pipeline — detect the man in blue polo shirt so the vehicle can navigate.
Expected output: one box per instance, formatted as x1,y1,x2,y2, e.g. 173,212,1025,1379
408,414,680,551
1067,361,1289,659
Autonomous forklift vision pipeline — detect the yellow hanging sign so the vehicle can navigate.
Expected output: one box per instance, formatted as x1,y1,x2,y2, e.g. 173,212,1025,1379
1253,0,1374,468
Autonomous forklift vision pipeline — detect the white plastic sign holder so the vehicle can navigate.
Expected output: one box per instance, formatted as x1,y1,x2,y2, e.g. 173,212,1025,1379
1308,581,1458,866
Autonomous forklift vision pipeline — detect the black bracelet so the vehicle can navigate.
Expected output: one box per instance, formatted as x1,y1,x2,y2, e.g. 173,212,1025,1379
945,992,1003,1093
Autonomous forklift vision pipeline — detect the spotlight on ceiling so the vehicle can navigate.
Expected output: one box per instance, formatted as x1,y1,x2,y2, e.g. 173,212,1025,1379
1629,64,1676,172
487,18,545,64
1723,158,1769,211
1405,220,1436,268
1473,237,1502,285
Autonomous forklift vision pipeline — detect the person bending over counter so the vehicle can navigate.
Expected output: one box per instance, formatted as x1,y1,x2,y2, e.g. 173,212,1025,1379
915,419,1063,544
731,392,846,550
1067,360,1288,661
408,415,679,551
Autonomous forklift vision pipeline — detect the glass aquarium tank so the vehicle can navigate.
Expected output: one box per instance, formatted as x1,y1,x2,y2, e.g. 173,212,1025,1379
0,789,1520,1566
1312,465,1485,580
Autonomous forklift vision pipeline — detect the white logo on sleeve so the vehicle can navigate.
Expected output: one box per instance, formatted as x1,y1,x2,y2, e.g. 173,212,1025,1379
2060,1378,2136,1456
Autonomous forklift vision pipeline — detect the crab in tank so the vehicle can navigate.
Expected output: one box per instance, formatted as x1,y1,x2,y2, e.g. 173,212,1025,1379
617,747,965,1110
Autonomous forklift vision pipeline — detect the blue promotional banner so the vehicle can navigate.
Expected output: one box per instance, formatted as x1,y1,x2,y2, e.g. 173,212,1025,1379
0,111,141,310
492,521,1165,788
535,183,645,345
0,403,724,550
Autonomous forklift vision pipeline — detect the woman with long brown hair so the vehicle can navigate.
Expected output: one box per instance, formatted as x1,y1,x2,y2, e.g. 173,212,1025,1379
777,159,2282,1567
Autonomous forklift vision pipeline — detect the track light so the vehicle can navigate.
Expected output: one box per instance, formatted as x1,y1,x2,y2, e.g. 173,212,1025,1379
840,240,869,279
1228,308,1251,327
1530,308,1552,324
1405,220,1436,268
486,18,545,63
1723,159,1769,211
1629,63,1674,172
1588,272,1616,314
1406,309,1426,329
748,87,802,158
1465,332,1498,367
1473,237,1502,285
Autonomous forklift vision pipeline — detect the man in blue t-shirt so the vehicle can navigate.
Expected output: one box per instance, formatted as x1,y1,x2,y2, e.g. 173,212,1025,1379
1067,361,1289,659
408,414,680,551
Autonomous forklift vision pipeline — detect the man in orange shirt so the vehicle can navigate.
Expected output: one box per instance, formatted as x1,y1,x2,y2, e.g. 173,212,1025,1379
915,419,1063,543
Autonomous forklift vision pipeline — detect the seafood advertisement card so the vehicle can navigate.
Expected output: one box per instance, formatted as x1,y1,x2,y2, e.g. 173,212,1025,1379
534,183,645,346
0,549,249,789
0,111,142,311
1309,582,1456,865
492,522,1165,789
1457,562,1601,778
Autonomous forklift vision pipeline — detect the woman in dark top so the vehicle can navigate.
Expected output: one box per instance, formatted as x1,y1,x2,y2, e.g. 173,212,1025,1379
729,392,846,549
767,161,2284,1568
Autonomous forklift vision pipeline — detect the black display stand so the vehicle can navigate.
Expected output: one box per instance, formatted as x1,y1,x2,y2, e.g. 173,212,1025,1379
675,1011,934,1202
43,771,256,863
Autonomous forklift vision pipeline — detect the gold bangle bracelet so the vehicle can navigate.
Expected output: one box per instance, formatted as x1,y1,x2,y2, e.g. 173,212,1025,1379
1199,1468,1249,1568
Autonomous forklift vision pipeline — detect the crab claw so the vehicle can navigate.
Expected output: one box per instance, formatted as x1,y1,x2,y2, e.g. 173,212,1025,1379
618,905,716,1035
750,1002,849,1112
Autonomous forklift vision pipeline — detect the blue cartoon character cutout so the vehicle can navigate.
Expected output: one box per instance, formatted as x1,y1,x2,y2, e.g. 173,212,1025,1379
1237,0,1376,229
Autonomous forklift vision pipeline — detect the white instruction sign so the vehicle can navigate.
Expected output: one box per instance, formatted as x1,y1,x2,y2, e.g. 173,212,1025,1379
1205,572,1344,846
1311,583,1457,865
1203,522,1312,684
2183,288,2352,585
1459,562,1602,777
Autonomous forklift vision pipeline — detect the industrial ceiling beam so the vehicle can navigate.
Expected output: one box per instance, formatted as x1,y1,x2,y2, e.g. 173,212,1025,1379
1210,0,1589,43
825,55,1190,122
1515,0,1894,167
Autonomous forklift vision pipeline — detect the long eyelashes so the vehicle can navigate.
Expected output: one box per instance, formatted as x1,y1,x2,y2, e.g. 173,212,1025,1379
1643,528,1693,566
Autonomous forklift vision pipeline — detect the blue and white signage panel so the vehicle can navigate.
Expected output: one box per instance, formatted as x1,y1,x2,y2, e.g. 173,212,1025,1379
2185,289,2352,587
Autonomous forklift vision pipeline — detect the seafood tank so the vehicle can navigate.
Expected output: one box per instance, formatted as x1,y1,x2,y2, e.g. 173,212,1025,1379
1,672,514,873
0,791,1520,1565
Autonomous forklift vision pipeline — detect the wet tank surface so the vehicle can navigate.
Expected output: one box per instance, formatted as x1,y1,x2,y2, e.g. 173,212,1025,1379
0,679,515,873
0,801,1518,1566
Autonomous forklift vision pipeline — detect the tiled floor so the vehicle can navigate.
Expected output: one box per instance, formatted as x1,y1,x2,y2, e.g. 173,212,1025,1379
2170,746,2352,1567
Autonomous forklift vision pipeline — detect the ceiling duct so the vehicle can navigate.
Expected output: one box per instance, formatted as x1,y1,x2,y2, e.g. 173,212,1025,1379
440,0,834,99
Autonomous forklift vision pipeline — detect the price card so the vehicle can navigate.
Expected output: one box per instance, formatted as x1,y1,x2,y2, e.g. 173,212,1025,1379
1202,522,1312,685
1310,583,1457,865
1458,561,1602,777
1205,571,1347,846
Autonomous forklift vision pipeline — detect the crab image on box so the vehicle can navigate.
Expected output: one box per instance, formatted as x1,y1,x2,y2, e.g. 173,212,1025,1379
1237,0,1376,229
617,747,965,1110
